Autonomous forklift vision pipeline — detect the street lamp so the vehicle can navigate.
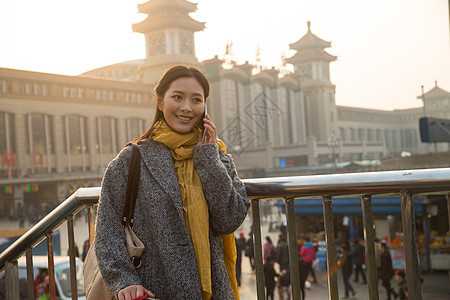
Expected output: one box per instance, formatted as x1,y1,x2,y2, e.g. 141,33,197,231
328,132,340,169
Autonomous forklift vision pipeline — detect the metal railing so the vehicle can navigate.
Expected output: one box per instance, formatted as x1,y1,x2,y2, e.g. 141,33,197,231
1,167,450,300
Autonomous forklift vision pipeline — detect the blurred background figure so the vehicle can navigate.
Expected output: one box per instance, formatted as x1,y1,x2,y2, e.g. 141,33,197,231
245,231,255,271
351,239,367,284
278,269,291,300
380,243,397,300
338,243,356,299
263,236,276,263
276,235,290,272
263,255,277,300
300,237,317,283
395,270,407,300
235,231,246,286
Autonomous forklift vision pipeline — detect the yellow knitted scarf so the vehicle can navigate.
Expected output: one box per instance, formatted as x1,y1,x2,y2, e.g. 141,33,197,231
152,121,239,300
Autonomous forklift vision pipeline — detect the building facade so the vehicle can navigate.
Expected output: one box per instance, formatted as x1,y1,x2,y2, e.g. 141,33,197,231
1,0,449,213
0,68,153,217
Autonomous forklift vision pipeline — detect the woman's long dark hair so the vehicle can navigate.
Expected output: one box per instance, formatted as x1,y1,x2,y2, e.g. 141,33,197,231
132,65,210,143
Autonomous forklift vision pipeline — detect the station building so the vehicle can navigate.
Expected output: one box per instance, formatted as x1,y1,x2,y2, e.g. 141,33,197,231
1,0,449,216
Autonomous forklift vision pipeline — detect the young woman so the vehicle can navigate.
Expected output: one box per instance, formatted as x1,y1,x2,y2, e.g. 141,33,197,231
95,65,250,300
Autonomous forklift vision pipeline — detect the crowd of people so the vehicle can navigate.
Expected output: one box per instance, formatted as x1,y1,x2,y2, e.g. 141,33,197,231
234,225,412,300
233,229,316,300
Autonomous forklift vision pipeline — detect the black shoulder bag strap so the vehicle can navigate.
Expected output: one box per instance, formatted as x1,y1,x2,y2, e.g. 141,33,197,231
122,143,140,227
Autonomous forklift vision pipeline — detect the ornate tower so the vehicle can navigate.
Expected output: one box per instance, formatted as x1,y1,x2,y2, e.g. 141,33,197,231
132,0,205,83
287,21,337,142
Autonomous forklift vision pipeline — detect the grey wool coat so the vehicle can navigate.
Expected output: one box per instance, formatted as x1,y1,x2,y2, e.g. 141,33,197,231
95,139,250,299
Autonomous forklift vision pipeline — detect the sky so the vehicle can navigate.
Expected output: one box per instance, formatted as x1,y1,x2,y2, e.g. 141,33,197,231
0,0,449,110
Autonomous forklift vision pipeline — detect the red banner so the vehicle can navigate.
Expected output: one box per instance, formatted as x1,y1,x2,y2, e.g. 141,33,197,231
33,152,44,165
2,151,17,167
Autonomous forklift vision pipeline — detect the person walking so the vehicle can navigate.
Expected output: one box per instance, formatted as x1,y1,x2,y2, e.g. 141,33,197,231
81,239,90,262
245,233,255,270
298,254,309,299
300,237,317,283
278,270,291,300
34,269,50,300
263,256,277,300
395,270,408,300
380,243,397,300
375,238,382,278
351,239,367,284
338,243,356,299
276,236,290,272
263,236,276,262
94,65,250,299
235,231,247,287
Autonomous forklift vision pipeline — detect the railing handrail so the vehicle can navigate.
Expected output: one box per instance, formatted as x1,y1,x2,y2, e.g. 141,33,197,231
1,168,450,273
0,187,100,272
244,167,450,197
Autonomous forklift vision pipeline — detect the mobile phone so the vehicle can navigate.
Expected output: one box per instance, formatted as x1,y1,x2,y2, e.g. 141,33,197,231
201,105,207,143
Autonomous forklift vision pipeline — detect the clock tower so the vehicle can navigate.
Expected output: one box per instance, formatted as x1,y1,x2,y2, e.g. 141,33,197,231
132,0,205,83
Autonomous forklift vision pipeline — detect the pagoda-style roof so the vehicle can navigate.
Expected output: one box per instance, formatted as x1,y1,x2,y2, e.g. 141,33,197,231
286,21,337,64
252,67,278,88
137,0,198,15
417,81,450,100
133,13,205,33
289,21,332,50
286,48,337,63
133,0,204,33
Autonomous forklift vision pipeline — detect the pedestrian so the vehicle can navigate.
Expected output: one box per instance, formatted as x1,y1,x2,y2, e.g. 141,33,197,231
375,238,382,278
264,236,276,262
276,236,290,272
351,239,367,284
263,255,277,300
245,232,255,270
338,243,356,299
235,231,246,287
395,270,407,300
67,242,80,258
81,239,90,262
278,270,291,300
18,203,25,228
34,269,50,300
380,243,397,300
280,218,287,237
94,65,250,299
300,237,317,283
298,254,309,299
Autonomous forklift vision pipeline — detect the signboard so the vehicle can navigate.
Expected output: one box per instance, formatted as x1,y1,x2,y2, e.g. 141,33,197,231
391,248,406,270
419,117,450,143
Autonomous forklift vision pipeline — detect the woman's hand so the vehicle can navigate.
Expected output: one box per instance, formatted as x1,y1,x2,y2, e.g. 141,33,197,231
118,284,155,300
198,113,217,145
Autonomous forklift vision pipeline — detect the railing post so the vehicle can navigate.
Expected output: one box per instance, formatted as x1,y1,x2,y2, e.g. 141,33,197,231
285,197,302,300
46,232,57,300
67,215,78,300
88,205,95,245
5,260,19,300
423,210,432,272
361,195,379,300
448,193,450,279
447,194,450,241
251,199,265,300
26,248,34,300
322,196,338,300
400,192,422,300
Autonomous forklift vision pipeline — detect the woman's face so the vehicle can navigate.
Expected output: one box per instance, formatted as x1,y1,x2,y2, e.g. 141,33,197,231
159,77,205,134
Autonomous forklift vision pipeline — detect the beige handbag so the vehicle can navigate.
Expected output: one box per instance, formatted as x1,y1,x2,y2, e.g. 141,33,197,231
83,144,143,299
